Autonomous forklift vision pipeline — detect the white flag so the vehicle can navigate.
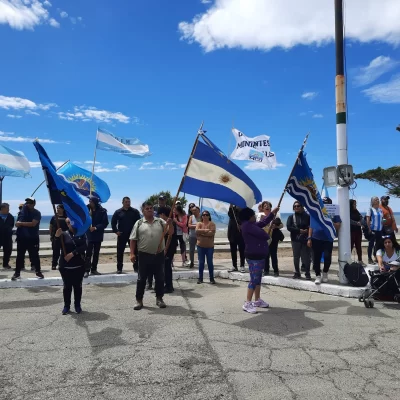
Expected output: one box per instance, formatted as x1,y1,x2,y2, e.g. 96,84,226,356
230,128,277,169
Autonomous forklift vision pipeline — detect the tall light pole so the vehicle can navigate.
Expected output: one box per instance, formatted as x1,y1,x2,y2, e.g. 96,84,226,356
335,0,350,283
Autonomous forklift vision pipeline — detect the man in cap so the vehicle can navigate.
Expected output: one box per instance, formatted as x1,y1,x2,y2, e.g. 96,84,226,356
12,198,44,280
379,196,398,236
84,196,109,277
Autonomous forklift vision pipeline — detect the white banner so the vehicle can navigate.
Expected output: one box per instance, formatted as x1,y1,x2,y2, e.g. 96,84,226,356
230,128,277,168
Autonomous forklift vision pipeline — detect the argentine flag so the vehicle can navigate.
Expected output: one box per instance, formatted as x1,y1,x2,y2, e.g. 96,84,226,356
0,144,30,178
181,134,261,208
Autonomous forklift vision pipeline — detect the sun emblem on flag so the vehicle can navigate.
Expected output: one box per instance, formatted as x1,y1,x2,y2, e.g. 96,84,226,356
219,173,231,184
299,177,318,201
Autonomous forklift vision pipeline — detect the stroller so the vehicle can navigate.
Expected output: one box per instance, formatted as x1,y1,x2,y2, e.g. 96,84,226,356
359,261,400,308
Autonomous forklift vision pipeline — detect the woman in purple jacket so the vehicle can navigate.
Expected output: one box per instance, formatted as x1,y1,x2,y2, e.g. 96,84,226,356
239,206,279,313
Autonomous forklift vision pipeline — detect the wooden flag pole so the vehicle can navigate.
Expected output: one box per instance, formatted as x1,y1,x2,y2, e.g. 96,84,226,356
52,203,67,256
89,128,98,197
156,121,204,252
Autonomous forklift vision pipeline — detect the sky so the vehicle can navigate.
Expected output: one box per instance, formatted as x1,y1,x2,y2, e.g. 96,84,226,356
1,0,400,215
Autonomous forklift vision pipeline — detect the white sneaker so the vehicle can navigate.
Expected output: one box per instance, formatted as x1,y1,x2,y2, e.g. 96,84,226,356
322,272,329,283
253,298,269,308
315,276,322,285
242,301,257,314
240,267,246,273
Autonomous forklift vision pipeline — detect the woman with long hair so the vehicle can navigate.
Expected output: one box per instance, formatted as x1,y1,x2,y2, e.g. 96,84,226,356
196,210,216,284
239,206,279,313
173,205,188,267
366,196,383,264
54,218,87,315
350,199,364,265
376,235,400,272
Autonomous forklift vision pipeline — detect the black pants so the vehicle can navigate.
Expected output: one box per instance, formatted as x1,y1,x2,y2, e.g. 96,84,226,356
60,267,85,308
312,239,333,276
164,255,174,290
229,238,245,268
117,234,137,271
177,235,186,255
0,237,12,268
85,242,101,272
291,241,311,274
15,239,41,275
265,243,279,273
52,239,62,267
136,251,165,301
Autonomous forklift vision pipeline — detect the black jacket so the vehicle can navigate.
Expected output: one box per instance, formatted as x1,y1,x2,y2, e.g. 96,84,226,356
49,216,68,239
228,207,243,243
86,206,109,243
165,222,178,259
111,207,141,236
0,213,14,241
56,231,87,269
286,212,310,242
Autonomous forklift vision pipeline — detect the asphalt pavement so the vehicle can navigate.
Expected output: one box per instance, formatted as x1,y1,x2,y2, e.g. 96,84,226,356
0,280,399,400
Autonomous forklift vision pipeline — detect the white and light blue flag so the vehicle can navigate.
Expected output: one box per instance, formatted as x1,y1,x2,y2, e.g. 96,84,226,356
96,128,150,158
181,134,262,208
286,152,336,240
200,198,230,225
0,144,30,178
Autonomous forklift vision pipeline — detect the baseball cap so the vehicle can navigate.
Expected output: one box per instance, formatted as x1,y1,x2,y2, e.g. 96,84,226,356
159,195,166,200
381,195,390,200
175,200,181,205
25,197,35,204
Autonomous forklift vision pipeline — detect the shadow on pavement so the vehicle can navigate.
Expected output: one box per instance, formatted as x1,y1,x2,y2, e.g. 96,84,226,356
299,299,350,312
0,297,60,310
25,286,61,294
94,283,131,288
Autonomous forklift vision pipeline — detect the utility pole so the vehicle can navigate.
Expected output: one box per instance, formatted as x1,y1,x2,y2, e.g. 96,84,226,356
335,0,350,283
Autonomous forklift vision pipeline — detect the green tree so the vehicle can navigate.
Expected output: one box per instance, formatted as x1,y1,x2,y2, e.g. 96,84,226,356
143,190,188,208
355,166,400,198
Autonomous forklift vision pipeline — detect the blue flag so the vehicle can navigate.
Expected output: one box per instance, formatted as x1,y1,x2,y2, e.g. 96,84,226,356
33,142,92,236
286,152,336,240
58,162,110,203
181,134,262,208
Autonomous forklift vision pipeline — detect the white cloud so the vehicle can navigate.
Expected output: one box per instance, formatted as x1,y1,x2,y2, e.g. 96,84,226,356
0,131,56,143
29,160,65,168
7,114,22,118
362,74,400,104
201,0,212,3
82,160,128,172
0,0,60,30
48,17,59,28
70,16,76,24
25,110,40,116
58,106,131,124
353,56,400,87
179,0,400,52
244,162,285,170
60,10,68,18
301,92,318,100
0,95,57,111
312,114,323,118
139,162,186,171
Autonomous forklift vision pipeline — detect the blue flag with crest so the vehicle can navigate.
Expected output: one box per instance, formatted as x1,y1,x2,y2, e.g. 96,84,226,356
286,152,336,241
33,142,92,237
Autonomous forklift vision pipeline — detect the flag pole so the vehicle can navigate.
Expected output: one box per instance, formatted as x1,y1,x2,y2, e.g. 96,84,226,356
90,128,98,197
0,176,4,204
156,121,204,252
30,160,70,197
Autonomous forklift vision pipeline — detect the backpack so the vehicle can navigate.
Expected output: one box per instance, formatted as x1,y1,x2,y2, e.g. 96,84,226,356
344,262,369,287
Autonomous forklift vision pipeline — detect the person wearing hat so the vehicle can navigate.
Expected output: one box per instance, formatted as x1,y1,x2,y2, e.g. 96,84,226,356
307,196,341,284
49,204,68,270
84,196,109,277
12,198,44,280
380,196,398,237
0,203,14,269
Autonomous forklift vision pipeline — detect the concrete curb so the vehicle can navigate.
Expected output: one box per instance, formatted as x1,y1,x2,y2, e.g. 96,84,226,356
0,269,366,298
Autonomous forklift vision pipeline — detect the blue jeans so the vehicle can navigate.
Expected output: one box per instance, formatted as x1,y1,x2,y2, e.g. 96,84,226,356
197,246,214,281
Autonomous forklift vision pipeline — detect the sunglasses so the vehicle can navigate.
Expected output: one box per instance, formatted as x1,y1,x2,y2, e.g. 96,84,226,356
202,213,210,217
294,205,302,208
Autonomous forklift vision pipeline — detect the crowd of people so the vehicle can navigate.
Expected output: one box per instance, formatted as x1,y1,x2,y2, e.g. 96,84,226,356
0,194,398,314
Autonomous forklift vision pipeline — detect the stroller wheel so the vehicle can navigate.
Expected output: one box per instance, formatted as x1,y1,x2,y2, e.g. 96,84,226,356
364,299,374,308
394,295,400,303
358,294,364,302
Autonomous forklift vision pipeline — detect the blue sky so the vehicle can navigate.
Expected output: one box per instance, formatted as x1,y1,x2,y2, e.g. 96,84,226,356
1,0,400,215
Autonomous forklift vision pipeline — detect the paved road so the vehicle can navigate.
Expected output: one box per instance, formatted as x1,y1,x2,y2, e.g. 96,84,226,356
1,281,399,400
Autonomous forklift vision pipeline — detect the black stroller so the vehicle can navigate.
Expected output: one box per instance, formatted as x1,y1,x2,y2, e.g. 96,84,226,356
359,262,400,308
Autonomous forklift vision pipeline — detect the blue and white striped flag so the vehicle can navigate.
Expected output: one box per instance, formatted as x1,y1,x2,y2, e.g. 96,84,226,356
0,144,30,178
181,134,262,208
96,128,150,158
286,152,336,240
